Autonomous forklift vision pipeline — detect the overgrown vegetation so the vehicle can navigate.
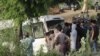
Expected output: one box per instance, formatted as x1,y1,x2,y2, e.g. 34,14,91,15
0,27,100,56
0,28,21,56
36,46,59,56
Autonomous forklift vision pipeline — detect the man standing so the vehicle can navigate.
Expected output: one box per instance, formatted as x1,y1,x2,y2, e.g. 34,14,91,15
45,30,55,51
20,32,34,56
95,2,99,12
89,19,99,53
97,13,100,27
70,21,77,51
53,24,69,56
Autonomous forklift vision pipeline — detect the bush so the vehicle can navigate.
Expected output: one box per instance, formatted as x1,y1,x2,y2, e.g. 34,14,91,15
36,46,59,56
68,37,92,56
0,45,11,56
0,28,25,56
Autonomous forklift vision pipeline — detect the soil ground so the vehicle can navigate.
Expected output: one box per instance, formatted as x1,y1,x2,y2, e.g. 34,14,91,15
57,10,100,23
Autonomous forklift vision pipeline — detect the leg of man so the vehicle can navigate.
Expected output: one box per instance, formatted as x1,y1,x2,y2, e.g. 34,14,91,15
93,40,97,53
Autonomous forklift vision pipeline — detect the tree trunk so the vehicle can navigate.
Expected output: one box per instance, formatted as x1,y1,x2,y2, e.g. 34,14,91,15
18,20,23,40
30,18,34,37
82,0,88,12
14,20,24,55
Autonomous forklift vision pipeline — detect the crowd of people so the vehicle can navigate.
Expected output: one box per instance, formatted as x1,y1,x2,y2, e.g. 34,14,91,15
45,13,100,56
20,12,100,56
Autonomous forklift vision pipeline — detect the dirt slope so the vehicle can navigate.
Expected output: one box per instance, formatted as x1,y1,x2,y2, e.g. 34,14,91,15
57,10,100,23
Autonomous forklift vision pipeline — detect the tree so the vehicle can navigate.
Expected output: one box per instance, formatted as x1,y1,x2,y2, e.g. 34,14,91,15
19,0,52,37
82,0,88,12
0,0,27,40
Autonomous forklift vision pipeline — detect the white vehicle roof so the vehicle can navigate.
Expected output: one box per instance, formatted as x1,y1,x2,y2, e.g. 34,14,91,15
22,15,64,26
39,15,64,22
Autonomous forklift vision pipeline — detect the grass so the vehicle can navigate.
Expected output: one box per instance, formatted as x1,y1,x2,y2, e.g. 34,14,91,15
0,28,24,56
0,28,15,42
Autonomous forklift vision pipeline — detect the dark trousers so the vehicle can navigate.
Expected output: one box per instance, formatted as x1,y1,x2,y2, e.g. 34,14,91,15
76,36,82,51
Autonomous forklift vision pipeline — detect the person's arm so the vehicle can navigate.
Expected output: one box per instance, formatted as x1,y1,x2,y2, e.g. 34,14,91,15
45,37,48,43
52,34,58,49
91,27,94,41
27,37,34,50
65,35,70,43
32,37,35,42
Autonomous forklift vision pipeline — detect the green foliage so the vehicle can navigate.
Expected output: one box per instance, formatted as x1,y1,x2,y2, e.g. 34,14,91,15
0,0,26,19
0,0,53,19
78,0,83,9
0,0,27,27
91,15,97,20
88,0,93,9
20,0,52,17
36,46,59,56
0,28,26,56
0,0,53,27
68,30,93,56
0,28,15,42
0,45,11,56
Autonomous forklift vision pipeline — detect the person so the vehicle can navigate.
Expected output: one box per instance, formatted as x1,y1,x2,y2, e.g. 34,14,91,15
71,4,75,11
84,11,89,19
89,19,99,53
20,32,34,56
45,32,51,50
95,2,99,12
64,22,71,37
80,12,84,18
76,20,87,51
76,22,83,51
45,30,55,51
70,21,77,51
53,24,69,56
49,30,55,50
97,13,100,26
80,21,87,38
